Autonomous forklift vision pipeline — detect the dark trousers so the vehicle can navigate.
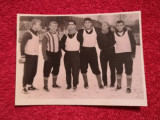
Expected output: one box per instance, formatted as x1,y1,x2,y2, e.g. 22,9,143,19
23,54,38,87
64,51,80,87
80,47,100,75
43,51,61,77
100,47,116,86
115,52,133,75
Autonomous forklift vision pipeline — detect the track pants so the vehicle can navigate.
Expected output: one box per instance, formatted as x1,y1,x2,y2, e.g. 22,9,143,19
100,47,116,86
64,51,80,87
23,54,38,87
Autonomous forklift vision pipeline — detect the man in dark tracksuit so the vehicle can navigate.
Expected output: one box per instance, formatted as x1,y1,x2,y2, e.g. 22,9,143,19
78,18,104,89
42,21,61,92
20,19,41,94
114,20,136,93
60,20,80,91
97,22,116,88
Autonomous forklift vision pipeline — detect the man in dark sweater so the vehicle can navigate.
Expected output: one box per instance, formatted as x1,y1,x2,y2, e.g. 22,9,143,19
78,18,104,89
19,19,41,94
60,20,80,91
97,22,116,88
114,20,136,93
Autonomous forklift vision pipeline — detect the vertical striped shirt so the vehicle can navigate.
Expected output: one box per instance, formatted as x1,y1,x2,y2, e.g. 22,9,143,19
45,31,59,52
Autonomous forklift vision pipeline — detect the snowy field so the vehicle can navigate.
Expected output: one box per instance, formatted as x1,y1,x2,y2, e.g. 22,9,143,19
15,43,146,102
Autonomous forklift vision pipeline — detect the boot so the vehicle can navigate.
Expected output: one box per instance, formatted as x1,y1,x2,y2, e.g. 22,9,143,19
82,74,89,89
96,75,104,89
115,74,122,91
52,75,61,88
126,75,132,93
43,77,49,92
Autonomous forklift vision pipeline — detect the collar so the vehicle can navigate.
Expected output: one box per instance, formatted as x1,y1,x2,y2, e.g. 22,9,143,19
30,28,38,36
85,28,93,34
115,28,127,37
49,30,57,34
68,33,76,39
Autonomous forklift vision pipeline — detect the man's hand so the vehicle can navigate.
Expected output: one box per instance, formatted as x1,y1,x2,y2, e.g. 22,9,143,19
126,27,132,31
110,27,115,32
44,56,48,61
131,54,135,60
19,57,26,64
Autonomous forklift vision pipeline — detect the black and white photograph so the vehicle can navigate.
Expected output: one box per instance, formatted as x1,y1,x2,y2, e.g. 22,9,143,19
15,11,147,106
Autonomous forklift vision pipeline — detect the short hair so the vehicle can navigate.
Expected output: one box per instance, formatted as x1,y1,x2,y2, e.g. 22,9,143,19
102,22,109,26
84,18,92,23
68,20,76,25
116,20,124,25
49,21,58,26
31,19,41,26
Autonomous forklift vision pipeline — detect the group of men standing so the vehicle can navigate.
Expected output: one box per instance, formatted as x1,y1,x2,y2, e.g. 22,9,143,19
20,17,136,94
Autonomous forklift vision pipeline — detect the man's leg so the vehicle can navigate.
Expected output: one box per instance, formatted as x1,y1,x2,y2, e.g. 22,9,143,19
115,53,123,91
71,52,80,91
43,51,52,91
89,48,103,89
30,56,38,84
100,50,108,87
109,54,116,87
52,52,61,88
80,49,89,88
22,55,32,93
43,60,51,91
125,53,133,93
64,53,72,89
26,55,39,91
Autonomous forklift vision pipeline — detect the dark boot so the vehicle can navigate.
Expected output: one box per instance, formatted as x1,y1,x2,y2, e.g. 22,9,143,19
126,75,132,93
82,74,89,89
52,75,61,88
43,77,49,92
115,74,122,91
96,75,104,89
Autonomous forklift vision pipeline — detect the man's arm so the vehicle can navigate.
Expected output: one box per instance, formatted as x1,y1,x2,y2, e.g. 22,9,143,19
128,30,136,58
94,27,101,34
20,31,32,57
42,35,48,61
19,31,32,63
77,29,84,47
110,31,116,46
97,32,104,49
60,35,67,52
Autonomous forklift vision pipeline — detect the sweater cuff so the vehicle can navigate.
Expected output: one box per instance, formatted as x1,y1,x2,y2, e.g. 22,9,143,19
21,55,25,58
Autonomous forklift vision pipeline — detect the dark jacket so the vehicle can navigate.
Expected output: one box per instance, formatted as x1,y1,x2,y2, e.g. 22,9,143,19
97,29,116,50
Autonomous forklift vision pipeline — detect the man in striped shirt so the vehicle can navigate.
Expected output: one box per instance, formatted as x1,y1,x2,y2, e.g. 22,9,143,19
42,21,61,92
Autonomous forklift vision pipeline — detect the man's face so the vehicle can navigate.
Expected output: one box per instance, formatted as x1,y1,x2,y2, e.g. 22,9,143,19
102,23,109,31
116,22,124,32
49,23,58,33
34,22,42,31
84,21,92,30
68,22,76,31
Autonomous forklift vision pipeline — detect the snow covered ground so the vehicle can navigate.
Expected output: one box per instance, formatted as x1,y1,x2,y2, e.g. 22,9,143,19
15,43,146,102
